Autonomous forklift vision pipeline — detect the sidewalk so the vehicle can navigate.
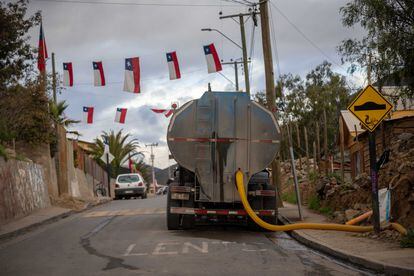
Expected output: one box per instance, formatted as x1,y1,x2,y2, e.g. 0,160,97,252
278,202,414,275
0,197,112,242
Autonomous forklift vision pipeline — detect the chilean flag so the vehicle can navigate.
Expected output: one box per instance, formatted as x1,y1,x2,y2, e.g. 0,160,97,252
123,57,140,93
115,108,127,124
93,61,105,86
151,108,174,118
83,107,94,124
204,43,222,73
63,62,73,87
166,51,181,80
37,22,48,72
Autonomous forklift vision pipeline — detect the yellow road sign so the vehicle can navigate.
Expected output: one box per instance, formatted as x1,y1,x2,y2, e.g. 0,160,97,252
347,85,393,132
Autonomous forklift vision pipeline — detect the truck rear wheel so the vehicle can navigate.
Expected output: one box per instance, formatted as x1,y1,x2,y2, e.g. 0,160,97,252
167,184,180,230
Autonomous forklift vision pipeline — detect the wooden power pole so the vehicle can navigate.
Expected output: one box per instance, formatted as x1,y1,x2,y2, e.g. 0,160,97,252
260,0,283,209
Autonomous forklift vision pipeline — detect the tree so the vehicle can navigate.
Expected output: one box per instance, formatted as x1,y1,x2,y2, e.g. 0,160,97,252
0,80,52,145
0,0,40,89
260,62,352,160
49,100,80,127
0,1,52,147
338,0,414,96
90,130,141,178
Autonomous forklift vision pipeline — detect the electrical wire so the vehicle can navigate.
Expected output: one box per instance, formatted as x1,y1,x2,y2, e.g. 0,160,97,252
269,2,281,81
33,0,239,7
269,0,363,88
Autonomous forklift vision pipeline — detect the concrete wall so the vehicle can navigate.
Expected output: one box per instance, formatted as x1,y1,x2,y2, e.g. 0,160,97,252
15,143,59,198
0,158,50,225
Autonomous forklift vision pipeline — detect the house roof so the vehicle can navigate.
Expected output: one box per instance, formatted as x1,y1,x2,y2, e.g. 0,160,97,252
340,110,365,137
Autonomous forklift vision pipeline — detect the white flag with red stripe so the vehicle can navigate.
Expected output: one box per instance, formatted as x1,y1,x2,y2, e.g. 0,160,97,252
63,62,73,86
115,108,127,124
203,43,222,73
123,57,140,93
93,61,106,86
151,108,173,118
166,51,181,80
83,106,94,124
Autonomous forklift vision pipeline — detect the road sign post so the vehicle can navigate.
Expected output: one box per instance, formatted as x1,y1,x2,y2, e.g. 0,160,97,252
348,85,393,234
106,153,111,198
368,132,380,232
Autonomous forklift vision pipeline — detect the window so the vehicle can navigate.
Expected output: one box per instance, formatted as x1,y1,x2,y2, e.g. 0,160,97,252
117,175,140,183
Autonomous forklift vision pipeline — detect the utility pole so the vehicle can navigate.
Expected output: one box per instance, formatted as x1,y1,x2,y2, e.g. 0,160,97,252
222,60,243,91
51,53,57,104
220,11,255,95
259,0,283,210
146,143,158,193
51,52,62,196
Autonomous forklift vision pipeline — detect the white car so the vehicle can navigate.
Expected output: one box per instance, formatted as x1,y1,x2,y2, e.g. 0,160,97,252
115,173,147,199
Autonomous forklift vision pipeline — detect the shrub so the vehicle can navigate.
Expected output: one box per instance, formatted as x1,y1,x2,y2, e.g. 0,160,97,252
400,229,414,248
308,195,321,210
282,191,297,204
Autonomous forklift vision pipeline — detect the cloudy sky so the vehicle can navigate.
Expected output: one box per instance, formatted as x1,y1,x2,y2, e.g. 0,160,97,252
26,0,365,168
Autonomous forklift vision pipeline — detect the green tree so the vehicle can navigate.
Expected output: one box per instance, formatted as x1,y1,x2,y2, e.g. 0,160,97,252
90,130,141,178
338,0,414,96
49,100,80,127
0,1,52,147
260,62,352,159
0,80,52,145
0,0,40,89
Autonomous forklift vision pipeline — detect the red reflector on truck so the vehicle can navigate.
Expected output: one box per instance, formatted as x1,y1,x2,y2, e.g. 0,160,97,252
170,207,275,216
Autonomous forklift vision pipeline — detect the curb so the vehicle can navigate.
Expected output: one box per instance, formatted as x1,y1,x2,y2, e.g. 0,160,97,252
277,214,414,275
0,198,112,243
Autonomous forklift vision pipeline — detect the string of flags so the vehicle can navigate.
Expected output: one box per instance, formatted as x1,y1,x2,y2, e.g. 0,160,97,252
60,44,221,90
82,106,175,124
37,22,219,125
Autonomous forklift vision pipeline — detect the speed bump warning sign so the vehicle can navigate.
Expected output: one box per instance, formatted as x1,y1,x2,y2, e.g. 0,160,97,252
347,85,393,132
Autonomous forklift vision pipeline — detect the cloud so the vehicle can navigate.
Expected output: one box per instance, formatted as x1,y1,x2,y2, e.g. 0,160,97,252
27,0,366,168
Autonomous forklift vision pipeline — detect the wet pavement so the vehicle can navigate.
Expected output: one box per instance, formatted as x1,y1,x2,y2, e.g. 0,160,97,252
0,196,373,275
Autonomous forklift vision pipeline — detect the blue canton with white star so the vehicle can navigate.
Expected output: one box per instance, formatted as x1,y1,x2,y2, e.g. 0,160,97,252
204,45,211,55
125,58,132,70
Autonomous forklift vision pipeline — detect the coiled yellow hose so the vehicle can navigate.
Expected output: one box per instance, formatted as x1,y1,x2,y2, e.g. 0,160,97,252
236,170,374,233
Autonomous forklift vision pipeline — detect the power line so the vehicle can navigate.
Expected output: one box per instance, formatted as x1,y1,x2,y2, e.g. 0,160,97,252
269,0,363,85
32,0,239,7
269,1,341,67
218,71,236,88
269,2,281,81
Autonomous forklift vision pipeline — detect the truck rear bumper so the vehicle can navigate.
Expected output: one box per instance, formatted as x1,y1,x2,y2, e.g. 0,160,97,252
170,207,275,216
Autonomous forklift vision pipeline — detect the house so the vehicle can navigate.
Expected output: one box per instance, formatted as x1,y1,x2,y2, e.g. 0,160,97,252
340,110,414,180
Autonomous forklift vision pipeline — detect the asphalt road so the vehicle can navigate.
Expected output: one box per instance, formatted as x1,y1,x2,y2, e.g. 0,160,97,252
0,196,372,276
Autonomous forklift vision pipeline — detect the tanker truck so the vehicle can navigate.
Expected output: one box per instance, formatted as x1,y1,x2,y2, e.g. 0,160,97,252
166,90,281,229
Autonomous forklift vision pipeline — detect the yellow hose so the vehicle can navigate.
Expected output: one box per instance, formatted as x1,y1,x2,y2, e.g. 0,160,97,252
236,170,373,233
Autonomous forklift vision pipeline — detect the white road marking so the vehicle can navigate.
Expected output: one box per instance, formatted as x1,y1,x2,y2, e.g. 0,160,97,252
182,242,208,254
123,244,148,256
152,242,180,255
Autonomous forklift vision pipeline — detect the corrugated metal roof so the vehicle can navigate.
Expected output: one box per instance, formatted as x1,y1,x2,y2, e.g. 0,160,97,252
340,110,364,135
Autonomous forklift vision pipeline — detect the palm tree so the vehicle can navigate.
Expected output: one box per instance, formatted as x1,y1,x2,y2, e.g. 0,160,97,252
49,100,80,127
91,129,141,177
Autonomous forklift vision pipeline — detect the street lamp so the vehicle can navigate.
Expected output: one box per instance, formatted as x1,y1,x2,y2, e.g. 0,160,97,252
201,27,250,94
201,28,242,50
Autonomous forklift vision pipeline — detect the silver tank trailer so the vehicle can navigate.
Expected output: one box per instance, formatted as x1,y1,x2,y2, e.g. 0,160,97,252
167,91,281,203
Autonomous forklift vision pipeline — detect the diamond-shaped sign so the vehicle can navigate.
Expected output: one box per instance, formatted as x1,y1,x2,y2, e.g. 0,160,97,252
347,85,393,132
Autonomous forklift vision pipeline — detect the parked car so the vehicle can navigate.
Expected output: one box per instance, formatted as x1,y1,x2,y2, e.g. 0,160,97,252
115,173,147,199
